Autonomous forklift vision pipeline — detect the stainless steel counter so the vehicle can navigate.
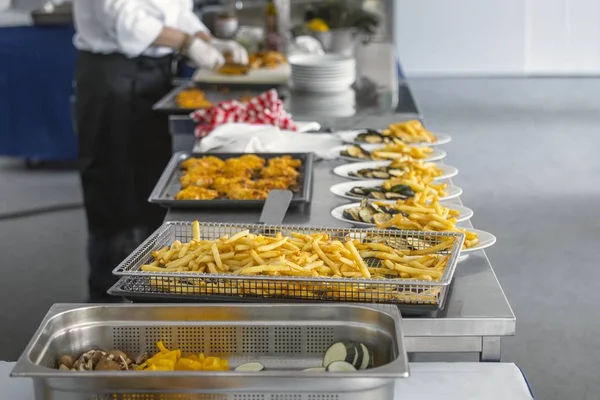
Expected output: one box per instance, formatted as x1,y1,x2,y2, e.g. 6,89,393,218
161,42,515,362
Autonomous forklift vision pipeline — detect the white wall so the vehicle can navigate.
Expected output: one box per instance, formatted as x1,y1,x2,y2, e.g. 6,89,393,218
394,0,600,76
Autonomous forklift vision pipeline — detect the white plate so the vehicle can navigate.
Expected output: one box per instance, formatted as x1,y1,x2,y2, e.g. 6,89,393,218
289,54,356,66
292,79,355,87
291,69,355,75
331,202,473,228
459,229,497,253
328,145,447,163
291,83,355,93
329,180,463,201
292,70,356,77
292,76,356,84
333,161,458,181
336,130,452,147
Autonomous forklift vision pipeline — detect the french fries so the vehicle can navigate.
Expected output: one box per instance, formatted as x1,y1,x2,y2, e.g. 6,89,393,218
140,221,458,304
382,120,438,144
371,142,433,161
374,195,479,249
342,142,435,163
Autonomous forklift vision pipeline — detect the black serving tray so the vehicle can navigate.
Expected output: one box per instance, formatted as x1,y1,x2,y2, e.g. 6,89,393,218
148,151,314,208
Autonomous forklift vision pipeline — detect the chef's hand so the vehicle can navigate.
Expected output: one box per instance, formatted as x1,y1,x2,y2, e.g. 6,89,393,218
212,39,249,65
185,38,225,70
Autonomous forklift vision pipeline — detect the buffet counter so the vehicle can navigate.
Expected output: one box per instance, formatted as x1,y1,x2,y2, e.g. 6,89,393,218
157,42,515,363
2,40,521,399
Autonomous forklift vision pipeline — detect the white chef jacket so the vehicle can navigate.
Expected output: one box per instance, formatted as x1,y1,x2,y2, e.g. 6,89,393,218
73,0,210,58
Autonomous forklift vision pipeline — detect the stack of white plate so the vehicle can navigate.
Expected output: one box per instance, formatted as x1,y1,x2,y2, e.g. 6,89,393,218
288,54,356,93
288,89,356,117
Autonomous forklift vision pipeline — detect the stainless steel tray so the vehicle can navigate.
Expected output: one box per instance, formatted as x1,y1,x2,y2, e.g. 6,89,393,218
153,82,285,115
111,221,464,308
12,303,408,400
148,152,314,208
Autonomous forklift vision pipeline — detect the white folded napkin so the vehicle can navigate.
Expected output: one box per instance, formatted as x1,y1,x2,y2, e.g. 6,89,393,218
195,123,342,159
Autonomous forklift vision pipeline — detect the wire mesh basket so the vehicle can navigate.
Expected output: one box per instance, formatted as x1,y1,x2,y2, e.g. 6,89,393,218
12,303,407,400
111,222,464,308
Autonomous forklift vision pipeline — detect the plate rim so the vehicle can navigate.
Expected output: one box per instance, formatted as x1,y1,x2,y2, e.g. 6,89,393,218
458,228,497,253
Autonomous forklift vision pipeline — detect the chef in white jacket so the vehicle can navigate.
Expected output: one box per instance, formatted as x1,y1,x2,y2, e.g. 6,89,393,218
73,0,248,302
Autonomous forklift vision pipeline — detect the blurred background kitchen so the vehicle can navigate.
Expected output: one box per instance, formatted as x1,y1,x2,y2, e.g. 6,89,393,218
1,1,600,400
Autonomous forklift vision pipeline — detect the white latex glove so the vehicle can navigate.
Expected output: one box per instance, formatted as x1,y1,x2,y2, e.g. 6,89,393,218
186,38,225,70
212,39,249,65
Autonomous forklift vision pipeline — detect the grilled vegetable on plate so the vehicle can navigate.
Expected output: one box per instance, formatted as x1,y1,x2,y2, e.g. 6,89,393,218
329,179,463,202
333,160,458,181
330,143,447,163
331,199,473,228
336,125,451,147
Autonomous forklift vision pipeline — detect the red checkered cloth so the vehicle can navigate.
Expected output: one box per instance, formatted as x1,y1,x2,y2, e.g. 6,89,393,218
190,89,298,138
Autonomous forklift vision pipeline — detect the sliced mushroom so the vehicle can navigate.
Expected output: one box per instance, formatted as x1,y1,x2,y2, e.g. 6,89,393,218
95,359,121,371
107,350,130,363
59,364,71,371
58,355,74,369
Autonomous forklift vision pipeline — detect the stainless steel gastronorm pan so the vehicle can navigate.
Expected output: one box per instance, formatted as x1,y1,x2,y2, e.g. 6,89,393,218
12,303,408,400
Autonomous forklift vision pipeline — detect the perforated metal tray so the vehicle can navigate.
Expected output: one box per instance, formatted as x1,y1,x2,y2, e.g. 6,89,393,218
148,152,314,208
12,303,408,400
111,221,464,309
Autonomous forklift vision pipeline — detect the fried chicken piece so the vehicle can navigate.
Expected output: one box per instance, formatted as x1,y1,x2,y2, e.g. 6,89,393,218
261,165,300,179
212,176,254,194
179,174,214,189
175,186,219,200
238,154,266,170
181,156,226,171
223,159,255,178
268,155,302,169
226,188,269,200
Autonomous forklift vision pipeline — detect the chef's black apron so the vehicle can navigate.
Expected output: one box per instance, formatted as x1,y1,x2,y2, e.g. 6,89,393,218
75,51,173,301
